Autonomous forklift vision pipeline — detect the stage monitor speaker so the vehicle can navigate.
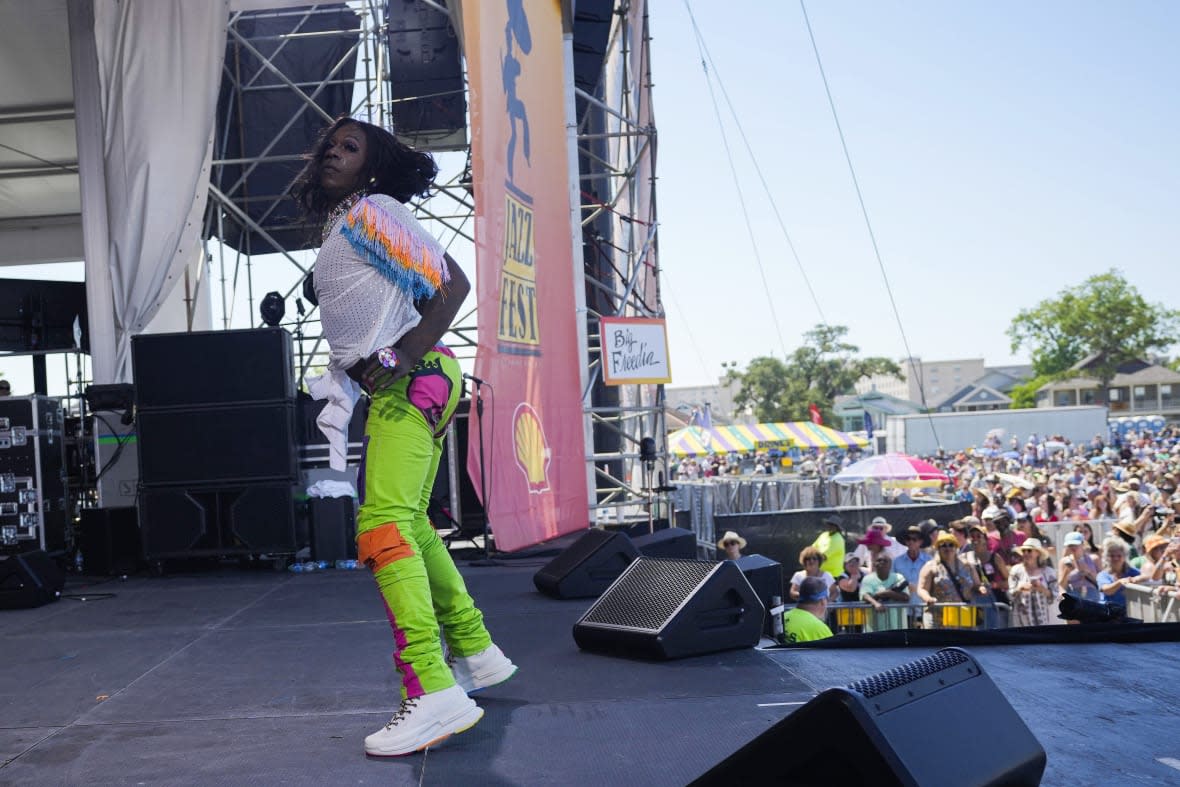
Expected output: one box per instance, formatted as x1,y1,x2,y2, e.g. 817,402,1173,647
533,529,639,599
691,647,1046,786
573,558,764,660
78,507,143,576
132,328,295,408
0,550,65,609
631,527,696,560
734,554,783,638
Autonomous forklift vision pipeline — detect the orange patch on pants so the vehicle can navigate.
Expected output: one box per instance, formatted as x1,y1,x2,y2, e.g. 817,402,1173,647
357,523,415,572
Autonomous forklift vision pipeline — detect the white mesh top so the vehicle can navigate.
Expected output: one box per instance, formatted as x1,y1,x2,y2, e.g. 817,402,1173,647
314,193,446,371
308,192,449,469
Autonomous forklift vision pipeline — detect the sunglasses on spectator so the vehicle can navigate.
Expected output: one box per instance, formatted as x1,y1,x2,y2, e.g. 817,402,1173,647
938,544,957,549
803,556,820,562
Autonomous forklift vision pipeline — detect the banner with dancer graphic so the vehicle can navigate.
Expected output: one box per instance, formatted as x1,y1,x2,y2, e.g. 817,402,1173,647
461,0,588,551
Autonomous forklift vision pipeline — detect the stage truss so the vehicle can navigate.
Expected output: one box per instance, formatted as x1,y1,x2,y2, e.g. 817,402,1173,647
204,0,667,534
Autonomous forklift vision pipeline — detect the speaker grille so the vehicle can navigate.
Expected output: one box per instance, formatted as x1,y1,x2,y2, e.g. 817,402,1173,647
582,559,716,630
848,649,970,698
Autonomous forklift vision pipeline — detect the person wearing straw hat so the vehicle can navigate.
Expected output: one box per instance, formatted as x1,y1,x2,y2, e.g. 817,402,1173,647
716,531,746,561
851,516,905,565
1139,533,1179,584
1007,538,1058,627
917,531,981,629
1110,509,1151,562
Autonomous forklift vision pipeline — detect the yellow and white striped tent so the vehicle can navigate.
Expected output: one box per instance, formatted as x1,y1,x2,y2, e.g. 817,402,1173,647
667,421,868,456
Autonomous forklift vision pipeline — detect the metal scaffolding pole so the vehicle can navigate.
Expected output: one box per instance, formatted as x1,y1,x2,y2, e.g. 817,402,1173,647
206,1,664,532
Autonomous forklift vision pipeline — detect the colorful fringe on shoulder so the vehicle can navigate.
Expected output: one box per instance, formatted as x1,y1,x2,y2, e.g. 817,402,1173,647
341,196,450,300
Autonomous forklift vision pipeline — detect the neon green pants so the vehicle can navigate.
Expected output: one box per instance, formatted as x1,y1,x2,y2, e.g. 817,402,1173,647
356,347,492,699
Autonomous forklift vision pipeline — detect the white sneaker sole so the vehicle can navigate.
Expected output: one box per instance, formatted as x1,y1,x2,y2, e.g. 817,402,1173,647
462,663,519,696
364,704,485,757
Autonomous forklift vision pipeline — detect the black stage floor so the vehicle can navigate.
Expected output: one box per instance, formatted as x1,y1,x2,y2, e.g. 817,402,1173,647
3,552,1180,785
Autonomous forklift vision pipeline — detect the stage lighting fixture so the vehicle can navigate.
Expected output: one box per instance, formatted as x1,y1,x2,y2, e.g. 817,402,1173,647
260,292,286,327
639,436,657,464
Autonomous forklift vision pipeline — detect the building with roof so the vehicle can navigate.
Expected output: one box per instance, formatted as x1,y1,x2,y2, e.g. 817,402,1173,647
1036,356,1180,419
833,389,925,433
932,364,1033,413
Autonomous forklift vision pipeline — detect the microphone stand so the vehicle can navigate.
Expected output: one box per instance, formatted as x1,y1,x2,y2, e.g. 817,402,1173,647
467,376,493,562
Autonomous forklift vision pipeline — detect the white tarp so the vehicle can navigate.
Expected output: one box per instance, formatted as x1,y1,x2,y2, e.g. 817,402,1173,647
69,0,226,382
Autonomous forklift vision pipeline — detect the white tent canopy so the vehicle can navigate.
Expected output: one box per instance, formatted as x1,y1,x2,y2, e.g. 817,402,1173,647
0,0,314,382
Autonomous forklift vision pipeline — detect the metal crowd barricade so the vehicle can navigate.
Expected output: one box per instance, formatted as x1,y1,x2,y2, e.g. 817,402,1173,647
1123,583,1180,623
822,601,1011,633
669,478,823,552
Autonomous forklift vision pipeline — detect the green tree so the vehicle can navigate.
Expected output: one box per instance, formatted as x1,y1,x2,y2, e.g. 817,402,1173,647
1007,270,1180,404
727,325,901,422
1008,374,1054,409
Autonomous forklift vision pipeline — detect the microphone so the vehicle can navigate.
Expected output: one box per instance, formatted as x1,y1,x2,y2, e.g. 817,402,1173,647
463,373,486,386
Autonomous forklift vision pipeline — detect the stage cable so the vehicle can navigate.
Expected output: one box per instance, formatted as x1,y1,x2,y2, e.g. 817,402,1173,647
798,0,942,450
681,1,829,330
682,0,790,362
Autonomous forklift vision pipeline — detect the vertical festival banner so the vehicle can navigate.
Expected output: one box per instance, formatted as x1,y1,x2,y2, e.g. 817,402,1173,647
462,0,589,551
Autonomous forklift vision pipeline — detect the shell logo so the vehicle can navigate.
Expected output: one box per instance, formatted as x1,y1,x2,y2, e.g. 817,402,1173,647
512,402,551,494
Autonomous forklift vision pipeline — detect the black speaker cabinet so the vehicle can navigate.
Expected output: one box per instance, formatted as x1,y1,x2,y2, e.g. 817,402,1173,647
534,529,640,599
137,403,297,486
139,483,296,560
308,497,357,563
78,507,143,576
0,550,65,609
573,558,764,660
132,328,295,408
692,648,1046,786
631,527,696,559
734,554,784,638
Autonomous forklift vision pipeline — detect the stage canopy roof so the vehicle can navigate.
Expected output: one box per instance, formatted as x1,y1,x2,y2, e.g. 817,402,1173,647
667,421,869,456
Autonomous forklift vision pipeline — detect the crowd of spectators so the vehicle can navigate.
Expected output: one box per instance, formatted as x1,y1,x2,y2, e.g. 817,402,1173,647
766,426,1180,640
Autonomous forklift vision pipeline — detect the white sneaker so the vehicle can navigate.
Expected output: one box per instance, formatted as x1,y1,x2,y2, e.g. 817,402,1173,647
449,644,518,695
364,685,484,757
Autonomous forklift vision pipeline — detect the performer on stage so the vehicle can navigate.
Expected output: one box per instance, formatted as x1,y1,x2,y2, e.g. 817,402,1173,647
298,117,516,757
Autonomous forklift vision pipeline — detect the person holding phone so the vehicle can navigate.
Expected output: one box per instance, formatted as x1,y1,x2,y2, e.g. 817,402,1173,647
1008,538,1057,627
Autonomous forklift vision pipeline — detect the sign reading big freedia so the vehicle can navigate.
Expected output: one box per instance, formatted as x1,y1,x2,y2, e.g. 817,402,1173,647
461,0,589,551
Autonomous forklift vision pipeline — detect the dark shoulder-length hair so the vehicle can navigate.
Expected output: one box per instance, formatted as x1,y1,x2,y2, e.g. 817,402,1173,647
294,116,439,226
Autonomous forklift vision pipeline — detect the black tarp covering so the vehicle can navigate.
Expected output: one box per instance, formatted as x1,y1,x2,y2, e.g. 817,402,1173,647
212,5,360,253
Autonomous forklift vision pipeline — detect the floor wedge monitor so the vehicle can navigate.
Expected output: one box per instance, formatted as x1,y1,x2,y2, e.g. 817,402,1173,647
0,550,65,610
533,528,639,599
691,647,1047,786
631,527,696,559
573,558,764,659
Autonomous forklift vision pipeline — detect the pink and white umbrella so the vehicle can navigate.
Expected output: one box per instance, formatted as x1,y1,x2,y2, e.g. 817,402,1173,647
832,453,949,485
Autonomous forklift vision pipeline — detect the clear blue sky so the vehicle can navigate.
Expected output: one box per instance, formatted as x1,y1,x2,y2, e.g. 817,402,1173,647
652,0,1180,386
2,1,1178,396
